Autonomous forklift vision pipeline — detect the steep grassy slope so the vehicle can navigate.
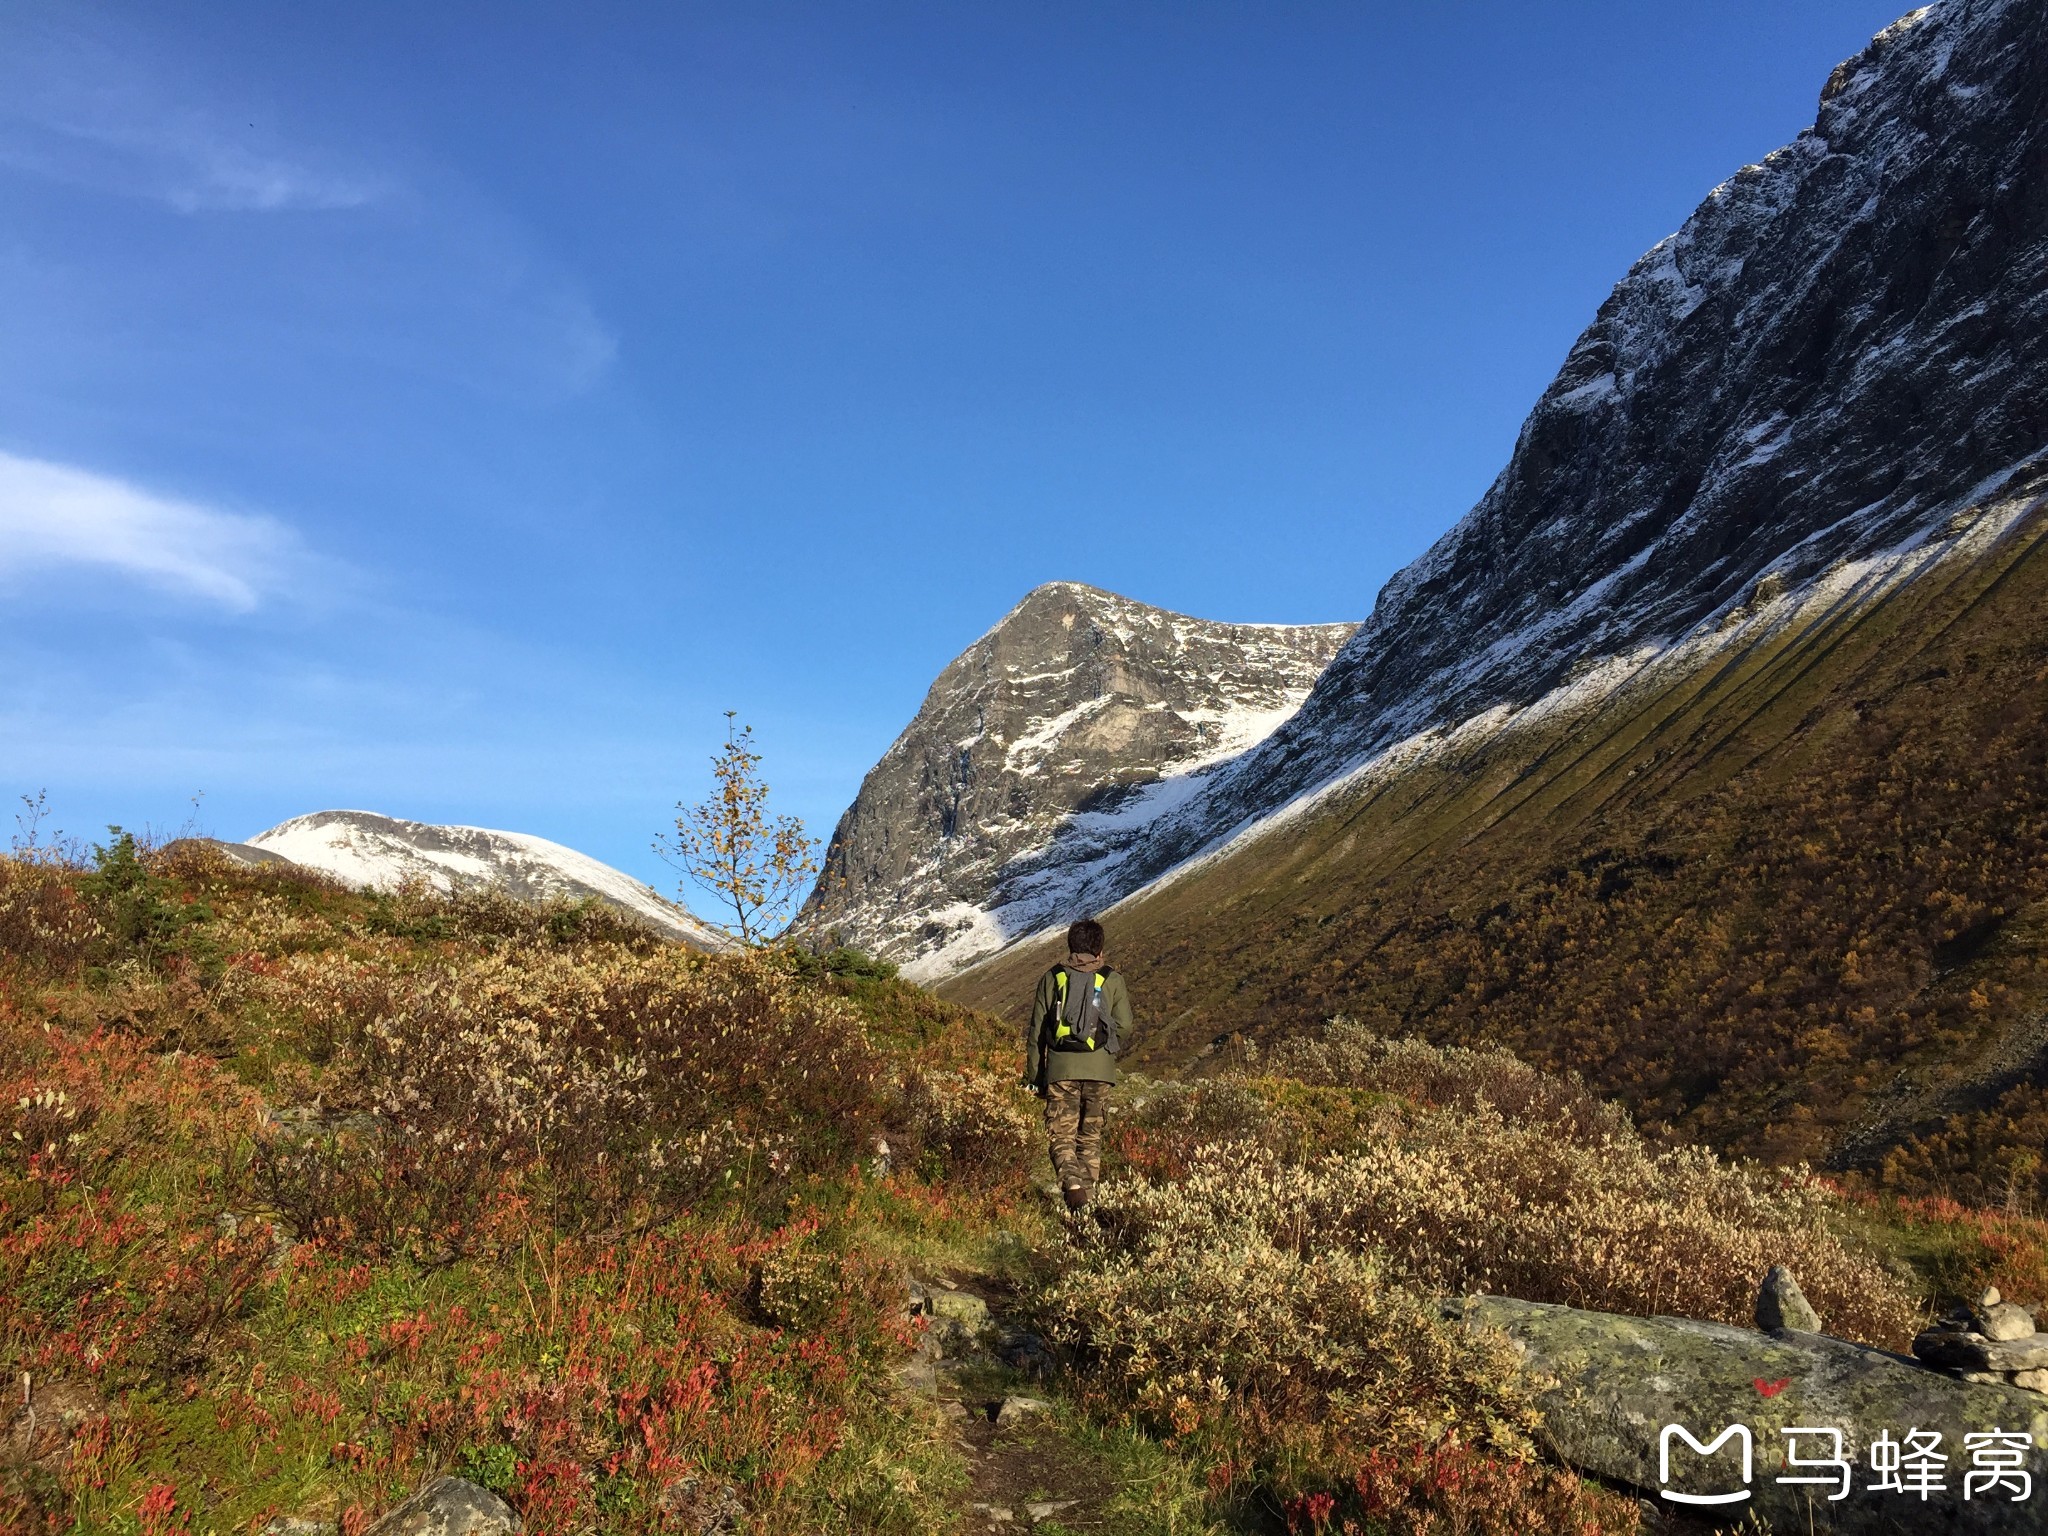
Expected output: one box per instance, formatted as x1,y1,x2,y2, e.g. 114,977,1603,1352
944,501,2048,1196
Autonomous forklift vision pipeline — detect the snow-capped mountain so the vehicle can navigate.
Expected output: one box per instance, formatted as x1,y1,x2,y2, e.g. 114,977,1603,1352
248,811,726,948
797,583,1354,975
914,0,2048,976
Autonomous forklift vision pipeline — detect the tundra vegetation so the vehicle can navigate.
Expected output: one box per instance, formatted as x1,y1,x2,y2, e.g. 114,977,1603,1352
3,838,2045,1535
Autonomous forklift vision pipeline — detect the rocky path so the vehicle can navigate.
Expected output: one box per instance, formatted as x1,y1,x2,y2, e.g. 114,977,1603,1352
903,1273,1120,1534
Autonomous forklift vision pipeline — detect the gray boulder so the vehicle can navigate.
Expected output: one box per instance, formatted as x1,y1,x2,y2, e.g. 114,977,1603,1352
1467,1296,2048,1532
364,1478,519,1536
1757,1264,1824,1333
1979,1304,2038,1344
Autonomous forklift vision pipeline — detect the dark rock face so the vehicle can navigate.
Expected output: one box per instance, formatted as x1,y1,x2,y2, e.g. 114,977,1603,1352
919,0,2048,967
798,582,1353,973
1470,1295,2047,1532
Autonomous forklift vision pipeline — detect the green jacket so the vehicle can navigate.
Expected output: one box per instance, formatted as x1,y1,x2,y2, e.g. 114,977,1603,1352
1024,965,1133,1088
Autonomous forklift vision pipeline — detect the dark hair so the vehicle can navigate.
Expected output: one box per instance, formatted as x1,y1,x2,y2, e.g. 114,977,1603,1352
1067,919,1105,956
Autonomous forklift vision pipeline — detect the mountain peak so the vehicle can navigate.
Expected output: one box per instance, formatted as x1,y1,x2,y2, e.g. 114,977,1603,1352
799,591,1356,974
934,0,2048,955
248,810,725,948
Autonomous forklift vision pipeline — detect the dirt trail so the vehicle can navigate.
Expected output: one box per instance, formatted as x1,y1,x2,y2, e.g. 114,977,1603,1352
908,1273,1119,1533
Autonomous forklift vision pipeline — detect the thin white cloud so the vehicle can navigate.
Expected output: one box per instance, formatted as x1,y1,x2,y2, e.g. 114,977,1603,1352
0,10,381,213
0,113,382,213
0,450,297,610
0,7,616,397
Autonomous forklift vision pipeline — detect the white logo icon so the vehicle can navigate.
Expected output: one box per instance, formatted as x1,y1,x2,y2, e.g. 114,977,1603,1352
1659,1424,1753,1506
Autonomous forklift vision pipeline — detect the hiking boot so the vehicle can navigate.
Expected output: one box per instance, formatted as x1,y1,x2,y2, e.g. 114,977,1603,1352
1062,1186,1089,1211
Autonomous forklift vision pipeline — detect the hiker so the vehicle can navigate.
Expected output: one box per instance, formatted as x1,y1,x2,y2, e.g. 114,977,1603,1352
1023,918,1133,1211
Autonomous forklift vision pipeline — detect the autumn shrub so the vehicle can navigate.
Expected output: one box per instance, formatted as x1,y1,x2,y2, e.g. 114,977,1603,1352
0,1160,275,1387
1269,1016,1630,1145
0,857,104,983
898,1065,1035,1188
1113,1087,1918,1346
1879,1079,2048,1213
755,1233,903,1334
254,946,887,1253
1038,1148,1540,1454
1321,1437,1640,1536
355,884,663,951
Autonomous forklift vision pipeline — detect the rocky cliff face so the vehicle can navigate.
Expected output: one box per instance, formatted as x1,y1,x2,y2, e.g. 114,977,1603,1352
797,583,1354,974
936,0,2048,967
248,810,725,947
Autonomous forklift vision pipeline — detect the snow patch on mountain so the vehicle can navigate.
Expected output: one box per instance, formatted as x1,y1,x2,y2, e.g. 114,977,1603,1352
249,810,726,947
942,461,2048,982
801,583,1356,971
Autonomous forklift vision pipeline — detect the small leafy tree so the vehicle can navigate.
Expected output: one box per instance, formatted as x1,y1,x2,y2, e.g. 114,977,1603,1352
657,712,818,945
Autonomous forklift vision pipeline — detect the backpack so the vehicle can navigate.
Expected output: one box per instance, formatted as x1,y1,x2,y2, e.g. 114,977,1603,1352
1046,965,1114,1054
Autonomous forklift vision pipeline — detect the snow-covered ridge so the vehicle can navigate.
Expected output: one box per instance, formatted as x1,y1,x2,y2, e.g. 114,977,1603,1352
947,466,2048,983
798,582,1356,969
249,810,726,948
912,0,2048,973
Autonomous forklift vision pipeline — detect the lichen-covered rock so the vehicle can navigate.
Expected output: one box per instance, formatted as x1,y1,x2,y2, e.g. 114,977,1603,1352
363,1478,519,1536
923,1287,993,1357
1469,1295,2048,1532
1756,1264,1823,1333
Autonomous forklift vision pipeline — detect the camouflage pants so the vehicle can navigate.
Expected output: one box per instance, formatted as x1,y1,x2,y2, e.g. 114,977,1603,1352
1044,1079,1111,1197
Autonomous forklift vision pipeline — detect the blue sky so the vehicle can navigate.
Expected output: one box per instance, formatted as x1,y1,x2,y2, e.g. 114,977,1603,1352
0,0,1909,906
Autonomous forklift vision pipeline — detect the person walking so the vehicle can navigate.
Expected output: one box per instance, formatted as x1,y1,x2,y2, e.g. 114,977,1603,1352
1023,918,1132,1211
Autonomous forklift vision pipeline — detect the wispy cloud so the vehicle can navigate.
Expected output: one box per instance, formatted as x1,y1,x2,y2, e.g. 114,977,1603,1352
0,7,616,399
0,10,381,213
0,113,382,213
0,450,298,610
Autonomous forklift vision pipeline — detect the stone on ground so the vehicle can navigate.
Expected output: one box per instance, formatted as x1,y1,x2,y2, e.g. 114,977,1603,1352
1980,1302,2038,1343
363,1478,519,1536
994,1395,1050,1427
1753,1263,1823,1333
